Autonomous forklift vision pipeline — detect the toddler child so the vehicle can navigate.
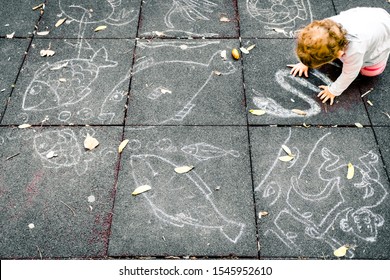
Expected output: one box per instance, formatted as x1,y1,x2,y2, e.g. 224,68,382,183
288,7,390,105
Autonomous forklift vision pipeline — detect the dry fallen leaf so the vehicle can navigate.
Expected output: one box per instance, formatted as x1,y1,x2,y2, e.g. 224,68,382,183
132,185,151,196
32,3,44,10
213,71,222,76
334,245,349,257
84,133,99,150
174,166,194,174
303,123,311,128
6,32,15,39
94,25,107,32
50,62,68,70
259,211,269,218
161,88,172,94
278,155,294,162
347,162,354,179
282,145,293,156
249,109,266,116
40,49,55,57
154,31,165,37
355,123,363,128
219,16,231,22
37,31,50,36
46,151,58,159
292,109,307,116
55,18,67,27
240,47,249,54
118,139,129,153
59,78,66,82
367,100,373,106
221,50,227,60
28,223,35,229
246,44,256,51
18,124,31,129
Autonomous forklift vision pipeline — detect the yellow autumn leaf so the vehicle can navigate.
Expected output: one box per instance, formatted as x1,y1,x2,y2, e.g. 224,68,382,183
281,144,293,156
37,31,50,36
278,155,294,162
174,166,194,174
94,25,107,32
231,48,240,60
219,16,231,22
132,185,151,196
347,162,354,179
355,123,363,128
18,124,31,128
84,133,99,150
249,109,266,116
118,139,129,153
259,211,269,218
334,245,349,257
55,18,67,27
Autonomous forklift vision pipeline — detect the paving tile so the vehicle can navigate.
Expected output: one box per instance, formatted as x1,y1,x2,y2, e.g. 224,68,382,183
37,0,141,39
238,0,335,39
243,39,370,126
0,38,31,121
0,126,122,258
138,0,239,38
250,127,390,259
126,39,246,126
2,38,134,125
109,126,257,257
0,0,41,37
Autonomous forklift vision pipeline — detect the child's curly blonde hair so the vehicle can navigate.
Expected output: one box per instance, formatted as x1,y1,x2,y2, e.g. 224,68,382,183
296,19,349,68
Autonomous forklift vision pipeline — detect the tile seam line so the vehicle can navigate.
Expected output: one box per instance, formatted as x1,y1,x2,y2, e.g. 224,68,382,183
104,0,145,258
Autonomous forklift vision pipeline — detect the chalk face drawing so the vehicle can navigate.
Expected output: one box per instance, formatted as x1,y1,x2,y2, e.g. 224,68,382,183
131,43,237,124
256,129,388,257
130,154,245,243
246,0,312,37
252,69,332,118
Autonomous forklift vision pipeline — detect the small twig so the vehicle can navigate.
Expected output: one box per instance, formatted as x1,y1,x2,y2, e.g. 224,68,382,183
382,111,390,119
60,200,76,216
6,153,20,160
36,245,43,259
361,88,373,98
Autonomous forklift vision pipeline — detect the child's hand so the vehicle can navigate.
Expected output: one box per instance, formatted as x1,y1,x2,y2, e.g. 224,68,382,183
287,63,309,77
318,85,336,105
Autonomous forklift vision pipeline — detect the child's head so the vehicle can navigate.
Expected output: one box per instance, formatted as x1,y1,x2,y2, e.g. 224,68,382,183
296,19,348,68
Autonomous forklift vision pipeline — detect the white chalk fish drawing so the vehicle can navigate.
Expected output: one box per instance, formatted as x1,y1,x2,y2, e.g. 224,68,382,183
164,0,217,28
181,142,240,161
252,69,331,118
130,154,245,243
132,50,236,124
247,0,312,37
23,47,117,111
59,0,137,26
33,129,94,175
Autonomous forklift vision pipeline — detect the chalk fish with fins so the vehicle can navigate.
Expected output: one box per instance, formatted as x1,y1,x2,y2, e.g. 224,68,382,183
23,47,117,111
181,142,239,161
130,154,245,243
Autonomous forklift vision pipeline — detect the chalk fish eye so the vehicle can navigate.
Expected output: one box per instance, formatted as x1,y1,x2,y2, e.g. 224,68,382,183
30,85,42,95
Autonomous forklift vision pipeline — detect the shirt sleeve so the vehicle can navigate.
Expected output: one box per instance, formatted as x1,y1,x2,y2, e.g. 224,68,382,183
328,52,364,96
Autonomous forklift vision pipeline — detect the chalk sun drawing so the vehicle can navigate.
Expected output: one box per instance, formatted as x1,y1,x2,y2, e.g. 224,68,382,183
246,0,312,37
130,154,245,243
132,49,236,124
252,69,332,118
256,129,388,257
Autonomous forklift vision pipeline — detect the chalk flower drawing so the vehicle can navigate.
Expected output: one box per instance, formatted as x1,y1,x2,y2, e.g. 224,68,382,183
256,129,388,258
246,0,312,37
131,154,245,243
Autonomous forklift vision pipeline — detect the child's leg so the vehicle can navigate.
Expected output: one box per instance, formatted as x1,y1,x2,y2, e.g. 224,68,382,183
360,55,389,77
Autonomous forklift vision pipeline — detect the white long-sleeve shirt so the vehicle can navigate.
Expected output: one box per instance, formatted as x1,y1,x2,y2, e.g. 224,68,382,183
328,7,390,96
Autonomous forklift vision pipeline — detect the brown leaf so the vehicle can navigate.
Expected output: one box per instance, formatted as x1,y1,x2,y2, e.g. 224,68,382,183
84,133,99,150
231,48,240,60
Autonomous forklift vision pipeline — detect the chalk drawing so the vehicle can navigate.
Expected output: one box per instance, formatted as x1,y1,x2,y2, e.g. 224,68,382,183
77,108,94,120
58,111,72,122
181,142,239,161
247,0,312,37
252,69,332,118
132,49,236,124
256,129,388,257
130,154,245,243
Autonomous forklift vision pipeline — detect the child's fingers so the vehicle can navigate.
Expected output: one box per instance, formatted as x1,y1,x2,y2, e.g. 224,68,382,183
286,64,296,68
